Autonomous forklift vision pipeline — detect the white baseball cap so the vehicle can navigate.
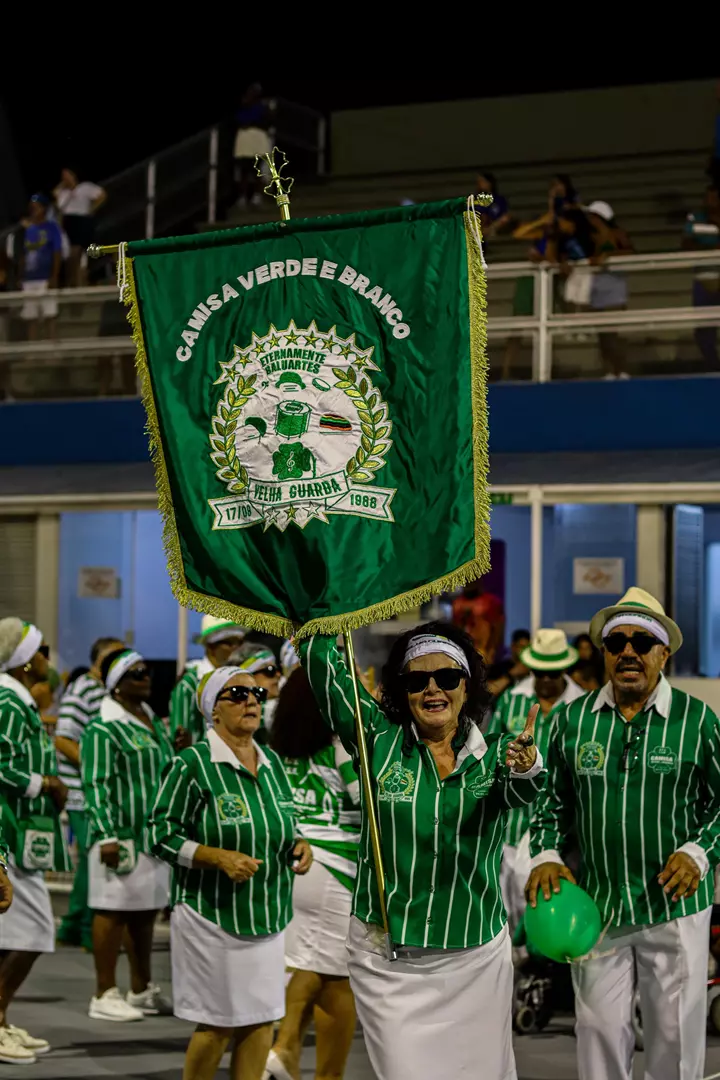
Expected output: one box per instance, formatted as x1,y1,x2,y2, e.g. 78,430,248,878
587,200,615,222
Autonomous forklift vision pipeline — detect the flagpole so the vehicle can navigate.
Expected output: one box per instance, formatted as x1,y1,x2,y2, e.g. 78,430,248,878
254,148,395,959
342,631,396,961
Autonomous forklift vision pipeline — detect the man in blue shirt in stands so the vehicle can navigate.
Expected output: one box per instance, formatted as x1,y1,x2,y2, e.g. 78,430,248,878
20,195,63,340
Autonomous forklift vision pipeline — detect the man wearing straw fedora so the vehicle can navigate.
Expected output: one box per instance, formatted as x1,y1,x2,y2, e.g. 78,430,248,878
488,628,584,930
169,616,246,746
527,587,720,1080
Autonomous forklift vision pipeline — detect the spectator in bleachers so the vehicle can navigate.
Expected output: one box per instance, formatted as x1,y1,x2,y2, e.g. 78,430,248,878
683,185,720,368
586,199,634,378
53,168,106,288
476,171,512,236
19,195,62,342
233,84,273,210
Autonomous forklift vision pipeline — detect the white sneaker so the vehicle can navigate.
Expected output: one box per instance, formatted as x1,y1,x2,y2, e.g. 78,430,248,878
6,1024,50,1054
264,1050,294,1080
89,987,145,1022
0,1027,37,1064
126,983,173,1016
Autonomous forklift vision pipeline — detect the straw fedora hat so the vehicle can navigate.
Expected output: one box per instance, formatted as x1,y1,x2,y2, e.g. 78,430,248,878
519,628,578,671
589,587,682,654
192,615,246,645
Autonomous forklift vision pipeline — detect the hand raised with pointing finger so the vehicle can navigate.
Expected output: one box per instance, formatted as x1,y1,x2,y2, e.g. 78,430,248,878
505,703,539,773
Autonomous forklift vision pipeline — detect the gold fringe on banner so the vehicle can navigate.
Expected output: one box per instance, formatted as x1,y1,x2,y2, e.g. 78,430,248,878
124,210,490,640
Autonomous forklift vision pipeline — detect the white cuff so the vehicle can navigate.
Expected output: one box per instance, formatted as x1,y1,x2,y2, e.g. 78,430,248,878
510,749,544,779
25,774,43,799
178,840,199,869
529,848,565,870
677,842,710,880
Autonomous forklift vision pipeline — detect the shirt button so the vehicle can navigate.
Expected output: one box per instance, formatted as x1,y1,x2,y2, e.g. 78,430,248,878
433,851,438,859
427,917,432,924
429,886,435,893
433,817,439,825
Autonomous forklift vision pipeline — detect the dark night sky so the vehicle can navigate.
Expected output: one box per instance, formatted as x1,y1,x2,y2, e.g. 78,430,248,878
6,68,717,194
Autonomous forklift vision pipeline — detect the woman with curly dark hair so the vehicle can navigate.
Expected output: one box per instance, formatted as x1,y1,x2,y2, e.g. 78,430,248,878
300,622,545,1080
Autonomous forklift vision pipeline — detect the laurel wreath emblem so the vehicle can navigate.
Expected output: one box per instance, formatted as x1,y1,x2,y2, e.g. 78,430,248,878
209,375,258,493
332,365,392,483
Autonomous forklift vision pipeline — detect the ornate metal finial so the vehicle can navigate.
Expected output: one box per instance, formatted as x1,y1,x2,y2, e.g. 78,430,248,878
254,146,294,221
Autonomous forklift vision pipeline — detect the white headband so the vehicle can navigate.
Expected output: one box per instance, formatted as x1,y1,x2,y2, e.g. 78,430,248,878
402,634,471,675
105,650,144,692
198,666,245,724
602,614,669,647
0,623,43,673
237,650,276,675
205,627,245,645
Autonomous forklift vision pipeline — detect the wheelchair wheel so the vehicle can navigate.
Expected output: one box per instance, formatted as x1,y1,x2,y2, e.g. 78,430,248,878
514,1005,536,1034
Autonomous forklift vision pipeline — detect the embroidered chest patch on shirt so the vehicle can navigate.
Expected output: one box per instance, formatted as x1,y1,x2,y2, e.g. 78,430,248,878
129,729,156,750
216,793,250,823
577,741,606,776
377,762,415,802
466,772,494,798
646,745,678,774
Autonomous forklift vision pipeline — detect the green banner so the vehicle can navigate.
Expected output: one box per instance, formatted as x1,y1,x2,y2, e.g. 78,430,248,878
126,198,489,638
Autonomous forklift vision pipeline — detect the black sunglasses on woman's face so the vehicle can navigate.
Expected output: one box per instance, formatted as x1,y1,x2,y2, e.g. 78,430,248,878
402,668,466,694
126,666,150,681
217,685,268,705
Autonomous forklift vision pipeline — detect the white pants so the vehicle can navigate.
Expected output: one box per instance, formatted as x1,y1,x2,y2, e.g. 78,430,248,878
347,917,516,1080
499,834,532,932
572,906,711,1080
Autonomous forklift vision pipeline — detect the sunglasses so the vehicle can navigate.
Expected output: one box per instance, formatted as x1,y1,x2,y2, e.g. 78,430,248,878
255,665,280,679
604,633,660,656
126,666,150,681
402,668,466,694
218,684,268,705
38,645,50,659
620,724,647,773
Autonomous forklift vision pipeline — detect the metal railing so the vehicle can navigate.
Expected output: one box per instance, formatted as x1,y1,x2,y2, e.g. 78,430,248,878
94,98,326,246
0,249,718,400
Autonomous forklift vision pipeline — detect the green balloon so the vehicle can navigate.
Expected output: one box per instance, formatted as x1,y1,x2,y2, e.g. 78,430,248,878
525,880,602,963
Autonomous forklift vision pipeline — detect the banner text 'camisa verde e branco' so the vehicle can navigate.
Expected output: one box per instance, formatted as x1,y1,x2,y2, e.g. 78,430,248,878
125,198,490,638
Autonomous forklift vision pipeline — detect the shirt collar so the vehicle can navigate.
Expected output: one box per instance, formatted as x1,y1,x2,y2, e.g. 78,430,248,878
410,720,488,767
0,672,38,711
207,727,270,771
592,673,672,719
100,695,155,729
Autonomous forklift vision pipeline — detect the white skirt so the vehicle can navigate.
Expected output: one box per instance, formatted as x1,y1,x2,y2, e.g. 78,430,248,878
0,858,55,953
88,844,170,911
347,917,516,1080
234,127,272,160
285,859,352,977
171,903,286,1028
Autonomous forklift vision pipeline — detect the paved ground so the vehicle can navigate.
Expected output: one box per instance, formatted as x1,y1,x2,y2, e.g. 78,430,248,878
4,947,720,1078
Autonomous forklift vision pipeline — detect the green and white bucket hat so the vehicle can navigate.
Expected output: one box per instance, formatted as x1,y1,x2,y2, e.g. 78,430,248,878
520,628,578,671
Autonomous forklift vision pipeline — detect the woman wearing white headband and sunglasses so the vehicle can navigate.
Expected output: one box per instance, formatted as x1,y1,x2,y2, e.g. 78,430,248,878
301,621,545,1080
147,666,312,1080
81,648,174,1023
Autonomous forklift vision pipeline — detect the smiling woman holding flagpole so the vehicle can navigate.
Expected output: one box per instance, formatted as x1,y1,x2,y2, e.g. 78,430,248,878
301,621,545,1080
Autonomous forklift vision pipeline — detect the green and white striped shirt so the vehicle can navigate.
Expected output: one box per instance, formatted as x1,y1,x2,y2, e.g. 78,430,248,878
283,737,360,891
0,674,70,871
487,675,584,846
530,676,720,927
169,659,213,744
56,672,106,811
147,729,297,936
82,697,174,850
302,636,547,949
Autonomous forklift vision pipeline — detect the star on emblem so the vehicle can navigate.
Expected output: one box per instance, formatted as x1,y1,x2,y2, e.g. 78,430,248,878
285,329,300,345
214,345,252,385
268,334,281,349
304,330,319,347
338,341,353,359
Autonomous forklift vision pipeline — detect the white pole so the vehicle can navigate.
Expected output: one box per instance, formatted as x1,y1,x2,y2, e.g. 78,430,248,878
146,159,156,240
208,127,219,225
537,267,551,383
176,603,188,676
530,486,543,632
